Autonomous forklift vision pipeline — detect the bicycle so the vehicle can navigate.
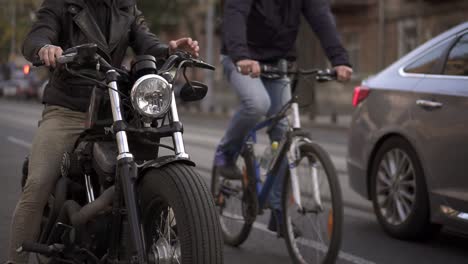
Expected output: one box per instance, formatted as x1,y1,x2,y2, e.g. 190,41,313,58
211,59,344,264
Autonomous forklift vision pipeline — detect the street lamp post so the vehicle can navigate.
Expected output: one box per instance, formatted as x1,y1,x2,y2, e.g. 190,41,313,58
203,0,215,113
10,0,17,60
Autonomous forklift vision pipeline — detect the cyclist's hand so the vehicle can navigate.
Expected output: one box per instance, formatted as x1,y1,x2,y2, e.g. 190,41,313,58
236,59,261,78
334,65,353,82
38,44,63,68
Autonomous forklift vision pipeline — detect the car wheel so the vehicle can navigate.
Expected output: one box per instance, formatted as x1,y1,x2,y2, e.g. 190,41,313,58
370,137,441,240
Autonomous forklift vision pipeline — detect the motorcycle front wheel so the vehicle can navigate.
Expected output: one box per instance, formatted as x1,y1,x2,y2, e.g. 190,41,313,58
139,163,223,264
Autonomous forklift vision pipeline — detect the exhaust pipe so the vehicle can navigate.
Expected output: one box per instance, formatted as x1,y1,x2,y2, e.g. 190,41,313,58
58,186,115,227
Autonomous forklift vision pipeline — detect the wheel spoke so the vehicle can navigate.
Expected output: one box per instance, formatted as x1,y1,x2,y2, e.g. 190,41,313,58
395,197,406,222
400,178,415,187
377,171,392,187
399,194,412,217
387,151,397,177
395,156,409,178
383,194,394,219
399,189,415,202
381,158,393,179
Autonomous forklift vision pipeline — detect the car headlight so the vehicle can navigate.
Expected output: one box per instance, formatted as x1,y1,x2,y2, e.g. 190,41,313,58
131,75,172,118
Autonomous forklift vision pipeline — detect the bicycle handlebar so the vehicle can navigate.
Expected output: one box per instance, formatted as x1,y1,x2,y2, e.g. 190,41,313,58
259,64,337,82
235,59,337,82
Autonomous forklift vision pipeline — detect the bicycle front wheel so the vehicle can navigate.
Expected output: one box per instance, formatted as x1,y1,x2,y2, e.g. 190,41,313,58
282,142,343,264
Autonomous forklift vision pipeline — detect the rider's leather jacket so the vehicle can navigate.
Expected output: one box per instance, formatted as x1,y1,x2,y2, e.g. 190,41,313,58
23,0,169,112
221,0,350,67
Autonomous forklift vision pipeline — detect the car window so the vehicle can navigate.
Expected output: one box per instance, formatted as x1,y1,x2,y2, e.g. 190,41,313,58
404,41,451,74
443,33,468,76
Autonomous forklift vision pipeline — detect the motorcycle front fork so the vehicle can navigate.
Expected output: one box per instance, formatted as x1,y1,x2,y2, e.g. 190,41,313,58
105,71,146,263
105,70,190,264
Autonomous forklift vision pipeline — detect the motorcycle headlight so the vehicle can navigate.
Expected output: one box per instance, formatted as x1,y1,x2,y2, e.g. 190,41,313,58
131,75,172,118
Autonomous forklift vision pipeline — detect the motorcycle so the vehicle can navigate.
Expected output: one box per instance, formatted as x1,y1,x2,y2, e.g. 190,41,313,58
20,43,223,264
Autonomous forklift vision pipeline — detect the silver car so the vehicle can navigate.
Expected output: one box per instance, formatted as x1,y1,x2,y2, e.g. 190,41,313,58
348,22,468,240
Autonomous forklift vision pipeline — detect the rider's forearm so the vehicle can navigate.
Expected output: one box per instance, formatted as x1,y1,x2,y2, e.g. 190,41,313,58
22,0,62,62
302,0,350,67
223,0,253,63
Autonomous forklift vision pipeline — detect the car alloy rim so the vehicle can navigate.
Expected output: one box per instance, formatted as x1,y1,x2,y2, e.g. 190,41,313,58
376,149,416,225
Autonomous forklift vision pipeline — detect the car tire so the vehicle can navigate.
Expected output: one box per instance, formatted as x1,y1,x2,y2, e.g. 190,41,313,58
370,137,441,240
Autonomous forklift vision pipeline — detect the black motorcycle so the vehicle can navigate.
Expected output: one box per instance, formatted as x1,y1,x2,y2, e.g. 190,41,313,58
20,43,223,264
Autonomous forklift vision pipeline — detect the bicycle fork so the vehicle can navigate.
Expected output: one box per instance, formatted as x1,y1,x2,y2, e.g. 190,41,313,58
287,137,324,213
287,102,323,213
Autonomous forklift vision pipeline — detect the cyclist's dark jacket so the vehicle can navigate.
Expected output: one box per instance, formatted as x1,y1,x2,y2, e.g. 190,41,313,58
22,0,169,112
221,0,350,66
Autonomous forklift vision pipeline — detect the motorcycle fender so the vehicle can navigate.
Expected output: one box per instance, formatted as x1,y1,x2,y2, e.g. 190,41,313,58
139,155,195,175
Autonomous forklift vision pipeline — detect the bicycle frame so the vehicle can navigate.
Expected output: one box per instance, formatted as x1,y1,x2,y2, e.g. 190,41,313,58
241,76,323,215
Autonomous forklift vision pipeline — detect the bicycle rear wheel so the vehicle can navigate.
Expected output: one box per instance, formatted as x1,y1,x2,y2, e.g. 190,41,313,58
211,151,257,247
282,142,343,264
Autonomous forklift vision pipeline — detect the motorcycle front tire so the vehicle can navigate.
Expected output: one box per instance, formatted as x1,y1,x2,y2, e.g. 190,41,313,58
139,163,223,264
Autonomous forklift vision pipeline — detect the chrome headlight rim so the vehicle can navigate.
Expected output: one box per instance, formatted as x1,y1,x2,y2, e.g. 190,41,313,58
130,74,172,119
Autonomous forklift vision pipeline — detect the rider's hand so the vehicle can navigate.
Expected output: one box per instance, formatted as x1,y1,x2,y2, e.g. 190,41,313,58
236,59,261,78
38,44,63,68
334,65,353,82
169,37,200,58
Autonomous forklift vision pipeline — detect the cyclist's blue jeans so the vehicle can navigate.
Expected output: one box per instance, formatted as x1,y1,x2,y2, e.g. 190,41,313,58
218,55,291,210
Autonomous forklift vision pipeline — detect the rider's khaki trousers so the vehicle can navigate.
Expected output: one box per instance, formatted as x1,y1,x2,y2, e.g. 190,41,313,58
8,105,86,263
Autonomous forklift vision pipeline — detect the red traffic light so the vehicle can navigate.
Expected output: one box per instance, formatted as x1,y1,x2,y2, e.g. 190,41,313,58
23,64,31,75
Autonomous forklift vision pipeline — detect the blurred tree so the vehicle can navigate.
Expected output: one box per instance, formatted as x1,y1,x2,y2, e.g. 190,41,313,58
138,0,196,35
0,0,40,63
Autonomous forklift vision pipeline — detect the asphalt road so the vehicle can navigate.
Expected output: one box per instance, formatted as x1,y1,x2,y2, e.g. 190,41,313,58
1,99,467,264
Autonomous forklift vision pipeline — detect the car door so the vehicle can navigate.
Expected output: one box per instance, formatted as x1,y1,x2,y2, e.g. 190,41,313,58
410,31,468,215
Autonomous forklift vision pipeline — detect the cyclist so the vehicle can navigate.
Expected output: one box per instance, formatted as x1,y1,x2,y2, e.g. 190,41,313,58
4,1,199,263
215,0,353,236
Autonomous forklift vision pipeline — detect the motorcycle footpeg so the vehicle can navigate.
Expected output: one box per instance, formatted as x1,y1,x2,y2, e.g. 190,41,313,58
17,242,64,257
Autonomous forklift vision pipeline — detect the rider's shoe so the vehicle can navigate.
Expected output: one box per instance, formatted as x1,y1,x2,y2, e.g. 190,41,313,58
268,209,302,238
214,149,242,180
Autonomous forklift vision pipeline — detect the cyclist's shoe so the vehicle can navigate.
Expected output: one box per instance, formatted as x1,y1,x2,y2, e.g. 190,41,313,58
268,209,302,238
214,149,242,180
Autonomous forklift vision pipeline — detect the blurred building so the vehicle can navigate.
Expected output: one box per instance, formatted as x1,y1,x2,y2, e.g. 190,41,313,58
292,0,468,118
302,0,468,77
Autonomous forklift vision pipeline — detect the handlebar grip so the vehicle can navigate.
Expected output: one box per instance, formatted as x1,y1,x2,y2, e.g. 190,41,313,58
260,64,280,74
31,55,75,68
32,61,45,67
316,69,338,82
19,242,54,256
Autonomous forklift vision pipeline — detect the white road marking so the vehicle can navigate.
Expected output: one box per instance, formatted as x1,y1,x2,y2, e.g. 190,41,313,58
7,136,32,149
221,212,376,264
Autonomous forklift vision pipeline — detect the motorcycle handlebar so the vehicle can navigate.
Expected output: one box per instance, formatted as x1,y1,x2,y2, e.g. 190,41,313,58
32,53,77,67
159,50,215,72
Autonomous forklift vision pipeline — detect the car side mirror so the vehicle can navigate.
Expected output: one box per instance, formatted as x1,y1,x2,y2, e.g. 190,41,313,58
179,81,208,102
